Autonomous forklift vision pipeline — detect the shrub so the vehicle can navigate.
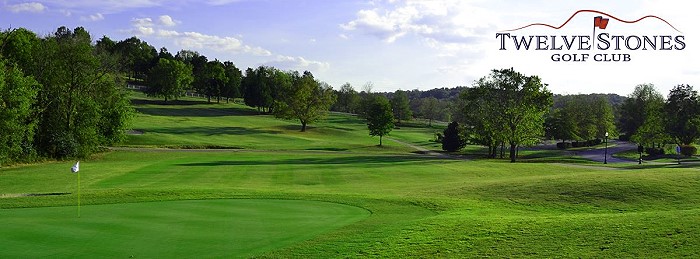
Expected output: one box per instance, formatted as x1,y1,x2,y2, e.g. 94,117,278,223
645,147,665,156
680,145,697,157
442,121,465,152
556,142,572,149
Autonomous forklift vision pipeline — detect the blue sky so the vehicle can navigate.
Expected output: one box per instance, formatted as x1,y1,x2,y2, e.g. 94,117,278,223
1,0,698,96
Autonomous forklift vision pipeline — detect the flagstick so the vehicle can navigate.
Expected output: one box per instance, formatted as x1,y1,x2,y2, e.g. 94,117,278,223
78,171,81,218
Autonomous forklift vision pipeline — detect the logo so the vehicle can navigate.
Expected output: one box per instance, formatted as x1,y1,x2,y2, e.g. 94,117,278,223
496,10,685,62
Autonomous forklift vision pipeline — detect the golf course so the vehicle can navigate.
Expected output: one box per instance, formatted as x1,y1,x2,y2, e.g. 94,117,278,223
2,92,700,258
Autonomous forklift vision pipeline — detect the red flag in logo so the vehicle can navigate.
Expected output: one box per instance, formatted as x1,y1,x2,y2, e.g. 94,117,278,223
594,16,609,29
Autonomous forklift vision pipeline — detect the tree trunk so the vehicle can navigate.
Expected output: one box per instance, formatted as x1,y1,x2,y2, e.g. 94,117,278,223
379,135,383,146
207,95,211,103
500,142,505,159
301,121,307,132
509,142,517,163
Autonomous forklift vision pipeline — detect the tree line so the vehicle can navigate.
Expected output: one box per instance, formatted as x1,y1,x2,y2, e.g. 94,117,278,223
1,27,134,165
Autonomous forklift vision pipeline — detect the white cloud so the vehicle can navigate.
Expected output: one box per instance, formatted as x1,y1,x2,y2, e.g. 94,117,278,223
36,0,162,13
131,17,154,27
265,55,331,72
81,13,105,21
126,16,272,56
341,0,493,46
158,15,178,26
204,0,243,5
7,2,46,13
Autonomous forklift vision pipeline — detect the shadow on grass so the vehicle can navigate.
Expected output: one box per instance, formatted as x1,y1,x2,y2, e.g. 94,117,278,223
131,99,210,106
306,148,350,152
146,126,282,136
136,107,260,117
177,155,440,167
625,162,700,170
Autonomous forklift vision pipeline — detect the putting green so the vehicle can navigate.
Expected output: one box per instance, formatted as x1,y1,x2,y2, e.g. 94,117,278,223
0,199,369,258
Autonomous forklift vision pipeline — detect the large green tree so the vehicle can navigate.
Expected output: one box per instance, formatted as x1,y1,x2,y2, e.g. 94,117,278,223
665,84,700,145
222,61,242,102
466,68,552,162
114,36,157,79
334,82,359,113
546,95,616,143
146,58,194,102
366,95,394,146
0,59,38,165
273,71,336,132
391,90,412,124
619,83,665,139
442,121,465,152
31,27,133,158
420,97,440,126
242,66,277,112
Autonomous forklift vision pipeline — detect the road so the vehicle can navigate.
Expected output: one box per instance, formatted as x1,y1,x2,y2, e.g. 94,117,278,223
575,140,638,163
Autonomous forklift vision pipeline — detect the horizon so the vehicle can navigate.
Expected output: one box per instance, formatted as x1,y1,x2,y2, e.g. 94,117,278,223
3,0,697,96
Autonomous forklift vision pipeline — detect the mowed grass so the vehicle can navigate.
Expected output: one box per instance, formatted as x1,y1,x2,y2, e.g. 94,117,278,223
125,92,425,153
0,199,367,258
2,92,700,257
2,150,700,257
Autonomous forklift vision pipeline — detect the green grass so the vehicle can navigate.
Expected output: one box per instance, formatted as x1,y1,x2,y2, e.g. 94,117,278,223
126,92,432,154
0,199,367,258
2,150,700,257
2,92,700,257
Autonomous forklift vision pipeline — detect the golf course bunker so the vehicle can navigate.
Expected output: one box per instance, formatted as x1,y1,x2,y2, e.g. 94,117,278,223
0,199,369,258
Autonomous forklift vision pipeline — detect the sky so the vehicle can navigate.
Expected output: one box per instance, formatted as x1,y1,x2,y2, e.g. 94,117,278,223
1,0,698,96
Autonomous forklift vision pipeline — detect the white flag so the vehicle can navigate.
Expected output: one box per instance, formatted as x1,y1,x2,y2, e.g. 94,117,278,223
71,161,79,173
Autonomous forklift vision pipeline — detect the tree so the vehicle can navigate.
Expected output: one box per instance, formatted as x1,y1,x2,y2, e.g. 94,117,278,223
619,83,664,138
114,36,157,79
465,68,552,162
545,95,617,145
32,27,134,158
461,86,506,158
334,82,359,113
242,66,277,112
544,107,578,143
0,59,38,165
146,58,194,102
204,60,226,103
391,90,412,124
273,71,336,132
366,95,394,146
222,61,242,102
665,84,700,145
442,121,465,152
176,50,209,101
420,97,440,126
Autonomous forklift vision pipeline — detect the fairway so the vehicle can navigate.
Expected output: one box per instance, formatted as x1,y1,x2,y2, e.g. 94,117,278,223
0,199,368,258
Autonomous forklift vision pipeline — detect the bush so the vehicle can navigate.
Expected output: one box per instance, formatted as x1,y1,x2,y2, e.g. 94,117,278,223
645,147,665,156
442,121,465,152
680,145,697,157
556,142,572,149
619,134,631,141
